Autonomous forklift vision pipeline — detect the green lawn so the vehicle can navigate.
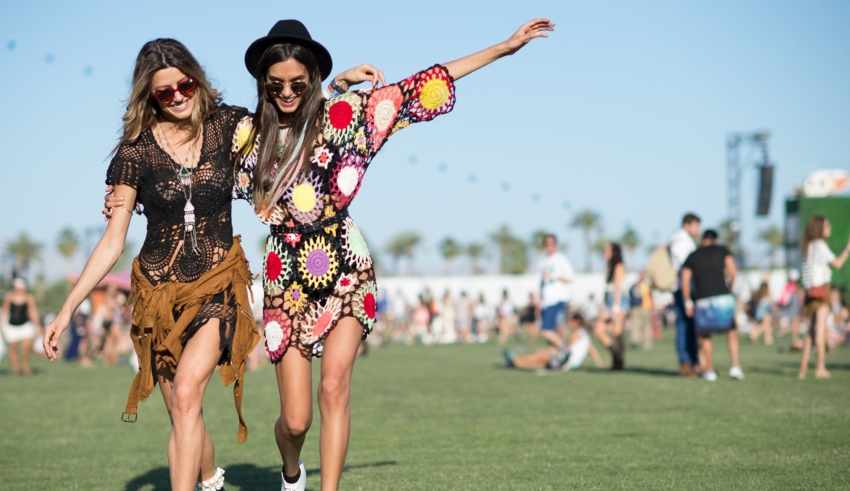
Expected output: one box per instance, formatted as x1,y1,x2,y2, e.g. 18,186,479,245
1,332,849,490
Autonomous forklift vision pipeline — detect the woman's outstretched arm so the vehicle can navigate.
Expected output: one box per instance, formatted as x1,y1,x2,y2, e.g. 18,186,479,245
443,18,555,81
44,184,136,361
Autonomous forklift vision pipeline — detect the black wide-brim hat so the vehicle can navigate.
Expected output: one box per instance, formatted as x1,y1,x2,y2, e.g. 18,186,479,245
245,20,333,80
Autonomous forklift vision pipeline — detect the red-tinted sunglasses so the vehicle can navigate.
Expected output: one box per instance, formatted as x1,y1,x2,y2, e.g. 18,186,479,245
152,77,198,105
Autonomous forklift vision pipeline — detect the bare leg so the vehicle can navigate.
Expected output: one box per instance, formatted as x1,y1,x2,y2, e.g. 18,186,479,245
813,305,830,378
763,315,774,345
540,329,565,350
700,337,714,373
512,349,553,369
275,340,313,480
588,342,604,368
592,318,612,348
791,316,802,349
727,329,740,367
20,338,34,375
318,318,363,491
798,332,812,378
7,341,20,375
165,319,226,491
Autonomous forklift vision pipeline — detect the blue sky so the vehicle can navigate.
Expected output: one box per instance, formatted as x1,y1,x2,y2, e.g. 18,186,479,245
1,0,849,279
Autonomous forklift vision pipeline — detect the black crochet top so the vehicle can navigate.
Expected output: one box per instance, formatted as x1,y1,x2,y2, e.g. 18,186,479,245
107,105,248,285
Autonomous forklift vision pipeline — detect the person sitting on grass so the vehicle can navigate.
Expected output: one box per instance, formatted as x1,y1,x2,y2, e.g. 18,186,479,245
503,313,603,371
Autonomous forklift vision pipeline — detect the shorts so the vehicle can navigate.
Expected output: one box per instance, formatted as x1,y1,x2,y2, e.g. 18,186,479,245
540,302,567,331
604,292,630,314
1,321,37,343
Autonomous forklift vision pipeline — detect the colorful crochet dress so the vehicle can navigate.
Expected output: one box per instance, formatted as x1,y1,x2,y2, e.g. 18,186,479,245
233,65,456,360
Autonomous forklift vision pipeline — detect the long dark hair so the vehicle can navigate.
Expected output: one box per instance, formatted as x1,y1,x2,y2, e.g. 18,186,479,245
115,38,220,151
606,242,623,283
248,43,324,213
801,216,827,259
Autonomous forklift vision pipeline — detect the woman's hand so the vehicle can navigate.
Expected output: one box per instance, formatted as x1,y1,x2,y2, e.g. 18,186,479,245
43,310,71,362
502,18,555,56
335,63,387,90
102,185,126,222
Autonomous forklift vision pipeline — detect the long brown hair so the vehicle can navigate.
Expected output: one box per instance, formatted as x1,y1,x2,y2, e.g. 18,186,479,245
753,281,770,304
248,43,324,213
606,242,624,283
801,216,827,258
114,38,220,151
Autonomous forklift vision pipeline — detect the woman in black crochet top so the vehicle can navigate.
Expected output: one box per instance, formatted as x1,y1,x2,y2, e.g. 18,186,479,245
45,38,384,491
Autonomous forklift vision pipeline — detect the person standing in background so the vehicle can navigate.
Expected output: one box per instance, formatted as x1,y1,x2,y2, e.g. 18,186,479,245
749,281,776,346
681,230,744,382
777,269,804,351
670,213,701,377
537,234,575,354
1,278,42,376
629,271,654,350
798,216,850,379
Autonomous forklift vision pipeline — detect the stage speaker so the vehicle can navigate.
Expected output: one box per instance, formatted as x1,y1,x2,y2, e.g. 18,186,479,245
756,165,774,216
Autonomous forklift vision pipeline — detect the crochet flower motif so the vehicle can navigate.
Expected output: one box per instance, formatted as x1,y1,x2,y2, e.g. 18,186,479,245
256,197,286,226
311,146,333,169
284,233,302,248
334,272,357,295
341,217,372,271
352,280,378,333
390,119,410,136
366,85,403,151
330,151,366,208
284,281,308,313
353,128,368,154
235,171,252,198
300,296,342,345
322,93,362,146
232,117,255,154
264,236,292,296
263,309,291,363
297,234,340,290
285,171,325,224
407,66,455,122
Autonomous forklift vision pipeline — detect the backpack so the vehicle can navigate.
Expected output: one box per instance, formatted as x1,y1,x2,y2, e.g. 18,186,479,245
646,246,678,291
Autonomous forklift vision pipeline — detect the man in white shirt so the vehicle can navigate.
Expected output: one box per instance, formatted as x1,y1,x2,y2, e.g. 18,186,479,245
670,213,701,377
537,234,576,352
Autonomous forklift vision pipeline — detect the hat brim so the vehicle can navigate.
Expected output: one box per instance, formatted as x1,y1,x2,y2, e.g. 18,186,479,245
245,35,333,81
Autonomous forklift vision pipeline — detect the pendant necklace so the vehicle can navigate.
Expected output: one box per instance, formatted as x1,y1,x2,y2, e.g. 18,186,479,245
157,122,201,254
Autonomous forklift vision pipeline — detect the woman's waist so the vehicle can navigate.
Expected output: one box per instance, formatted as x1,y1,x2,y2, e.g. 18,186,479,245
269,209,350,236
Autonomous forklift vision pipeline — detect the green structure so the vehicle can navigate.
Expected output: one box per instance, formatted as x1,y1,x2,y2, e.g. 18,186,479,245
785,195,850,304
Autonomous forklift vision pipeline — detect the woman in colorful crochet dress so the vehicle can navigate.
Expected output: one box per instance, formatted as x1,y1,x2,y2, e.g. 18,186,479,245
233,18,554,491
47,38,382,491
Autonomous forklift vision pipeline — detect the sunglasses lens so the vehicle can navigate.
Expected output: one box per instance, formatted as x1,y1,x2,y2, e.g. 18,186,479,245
291,82,308,94
267,82,283,94
154,88,175,105
177,77,197,97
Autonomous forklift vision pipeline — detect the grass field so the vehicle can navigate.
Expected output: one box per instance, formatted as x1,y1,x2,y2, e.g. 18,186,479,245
1,332,849,491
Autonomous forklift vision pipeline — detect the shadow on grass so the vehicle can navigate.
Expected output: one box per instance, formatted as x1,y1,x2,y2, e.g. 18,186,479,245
124,461,397,490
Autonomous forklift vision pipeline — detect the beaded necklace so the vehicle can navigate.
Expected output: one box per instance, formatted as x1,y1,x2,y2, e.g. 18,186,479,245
156,122,201,254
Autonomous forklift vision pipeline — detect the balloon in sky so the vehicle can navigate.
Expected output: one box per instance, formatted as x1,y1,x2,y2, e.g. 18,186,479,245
501,182,510,191
6,40,15,51
45,54,54,64
438,163,447,172
83,66,93,76
562,200,571,210
408,155,417,165
532,193,541,202
468,174,477,183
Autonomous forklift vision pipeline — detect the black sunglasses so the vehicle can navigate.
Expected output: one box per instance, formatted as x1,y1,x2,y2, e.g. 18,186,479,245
266,80,309,96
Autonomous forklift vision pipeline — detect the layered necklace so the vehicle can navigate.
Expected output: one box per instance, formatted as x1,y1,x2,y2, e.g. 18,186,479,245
156,122,200,254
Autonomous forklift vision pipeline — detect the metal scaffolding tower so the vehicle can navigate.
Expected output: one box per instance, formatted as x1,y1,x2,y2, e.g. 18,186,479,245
725,131,771,253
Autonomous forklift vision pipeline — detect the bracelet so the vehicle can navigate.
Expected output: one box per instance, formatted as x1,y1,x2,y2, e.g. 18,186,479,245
323,80,347,99
684,300,694,309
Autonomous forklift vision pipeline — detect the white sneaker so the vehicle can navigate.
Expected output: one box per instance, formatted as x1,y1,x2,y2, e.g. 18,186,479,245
702,370,718,382
281,460,306,491
729,366,745,380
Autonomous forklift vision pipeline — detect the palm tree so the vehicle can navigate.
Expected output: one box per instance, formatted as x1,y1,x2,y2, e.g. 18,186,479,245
620,226,640,267
758,224,785,269
5,232,42,279
386,231,421,275
437,237,463,274
489,225,529,275
56,227,80,272
466,242,486,275
570,209,601,273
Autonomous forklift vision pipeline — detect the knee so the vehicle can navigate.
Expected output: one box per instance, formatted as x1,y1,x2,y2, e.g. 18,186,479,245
170,377,202,420
277,411,312,439
318,376,350,410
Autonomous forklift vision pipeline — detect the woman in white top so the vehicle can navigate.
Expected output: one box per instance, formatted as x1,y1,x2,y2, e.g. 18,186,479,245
798,216,850,379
